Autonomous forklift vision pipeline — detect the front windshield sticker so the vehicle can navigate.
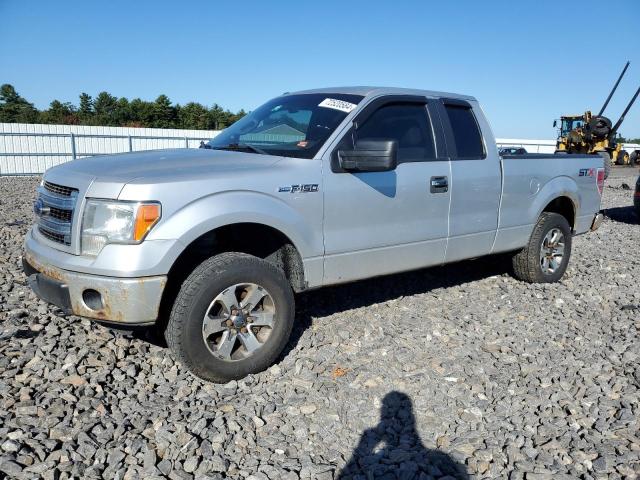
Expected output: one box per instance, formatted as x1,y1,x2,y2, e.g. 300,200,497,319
318,98,358,113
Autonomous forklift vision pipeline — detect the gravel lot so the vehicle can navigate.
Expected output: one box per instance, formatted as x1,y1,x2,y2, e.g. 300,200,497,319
1,171,639,480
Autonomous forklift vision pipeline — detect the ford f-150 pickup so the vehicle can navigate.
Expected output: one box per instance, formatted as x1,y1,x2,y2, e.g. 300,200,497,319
23,87,606,382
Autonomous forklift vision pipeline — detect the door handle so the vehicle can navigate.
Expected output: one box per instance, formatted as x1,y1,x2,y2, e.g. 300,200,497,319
430,176,448,193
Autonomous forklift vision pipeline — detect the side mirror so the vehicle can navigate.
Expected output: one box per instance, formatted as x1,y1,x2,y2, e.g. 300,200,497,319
553,120,557,128
338,139,398,172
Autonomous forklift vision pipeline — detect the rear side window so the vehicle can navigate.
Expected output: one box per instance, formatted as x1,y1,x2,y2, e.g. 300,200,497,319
444,105,485,159
356,103,436,162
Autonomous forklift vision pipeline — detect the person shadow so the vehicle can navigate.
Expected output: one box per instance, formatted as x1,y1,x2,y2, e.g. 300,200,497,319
337,391,469,480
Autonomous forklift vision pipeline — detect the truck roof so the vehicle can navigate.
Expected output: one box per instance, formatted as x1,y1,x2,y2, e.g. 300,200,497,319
288,86,477,101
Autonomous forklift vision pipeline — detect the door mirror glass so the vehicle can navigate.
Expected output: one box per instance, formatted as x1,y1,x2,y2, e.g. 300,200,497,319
553,120,557,128
338,139,398,172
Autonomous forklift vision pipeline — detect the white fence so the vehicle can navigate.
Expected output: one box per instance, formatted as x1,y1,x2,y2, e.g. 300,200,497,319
496,138,640,155
1,123,638,175
0,123,220,175
495,138,556,154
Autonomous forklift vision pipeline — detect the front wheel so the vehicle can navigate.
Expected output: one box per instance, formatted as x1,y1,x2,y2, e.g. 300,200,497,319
166,252,294,382
511,212,572,283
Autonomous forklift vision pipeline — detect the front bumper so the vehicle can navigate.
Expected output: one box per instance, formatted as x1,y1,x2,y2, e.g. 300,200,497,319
22,249,167,325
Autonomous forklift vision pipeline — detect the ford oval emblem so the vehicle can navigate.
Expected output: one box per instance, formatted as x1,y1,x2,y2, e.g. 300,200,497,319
33,198,50,217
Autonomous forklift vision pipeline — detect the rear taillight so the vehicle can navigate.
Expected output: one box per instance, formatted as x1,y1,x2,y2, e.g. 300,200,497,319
596,168,605,195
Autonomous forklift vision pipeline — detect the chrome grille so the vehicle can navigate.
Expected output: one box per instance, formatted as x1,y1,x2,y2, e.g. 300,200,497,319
35,181,78,246
48,207,73,222
44,181,75,197
39,228,67,244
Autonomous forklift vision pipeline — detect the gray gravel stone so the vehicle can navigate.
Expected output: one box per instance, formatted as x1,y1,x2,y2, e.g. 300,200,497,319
1,172,639,479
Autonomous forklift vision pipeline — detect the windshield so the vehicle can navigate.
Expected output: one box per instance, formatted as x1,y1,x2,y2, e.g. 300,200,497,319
206,93,363,159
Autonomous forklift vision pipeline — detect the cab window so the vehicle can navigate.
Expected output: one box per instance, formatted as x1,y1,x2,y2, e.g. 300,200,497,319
355,103,436,162
444,104,485,159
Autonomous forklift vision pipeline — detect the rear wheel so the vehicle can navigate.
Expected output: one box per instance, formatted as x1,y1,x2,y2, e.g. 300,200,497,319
512,212,572,283
598,151,611,179
166,252,294,382
630,150,638,166
617,150,629,166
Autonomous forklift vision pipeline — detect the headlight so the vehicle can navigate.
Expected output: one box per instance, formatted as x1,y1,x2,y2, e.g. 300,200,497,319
81,200,161,256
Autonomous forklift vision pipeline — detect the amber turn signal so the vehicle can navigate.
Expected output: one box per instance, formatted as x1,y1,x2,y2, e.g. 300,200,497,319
134,204,161,241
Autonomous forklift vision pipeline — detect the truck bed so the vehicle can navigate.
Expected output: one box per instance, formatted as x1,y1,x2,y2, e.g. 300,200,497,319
493,153,603,254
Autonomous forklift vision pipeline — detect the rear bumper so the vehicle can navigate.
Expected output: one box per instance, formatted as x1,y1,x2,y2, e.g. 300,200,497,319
590,212,605,231
22,249,166,325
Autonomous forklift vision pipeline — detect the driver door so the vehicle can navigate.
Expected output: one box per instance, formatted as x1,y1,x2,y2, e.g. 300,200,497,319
321,97,451,285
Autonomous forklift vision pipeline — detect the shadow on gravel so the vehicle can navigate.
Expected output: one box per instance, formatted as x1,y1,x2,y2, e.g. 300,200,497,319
285,254,512,358
121,254,512,360
337,391,469,479
603,206,639,225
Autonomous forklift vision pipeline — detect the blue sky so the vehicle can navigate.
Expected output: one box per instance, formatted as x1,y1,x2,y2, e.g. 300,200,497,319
1,0,639,138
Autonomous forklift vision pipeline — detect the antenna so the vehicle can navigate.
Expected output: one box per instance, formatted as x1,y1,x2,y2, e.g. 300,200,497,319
598,61,630,116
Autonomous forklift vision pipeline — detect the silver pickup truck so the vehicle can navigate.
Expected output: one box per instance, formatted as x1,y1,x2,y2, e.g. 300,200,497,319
23,87,605,382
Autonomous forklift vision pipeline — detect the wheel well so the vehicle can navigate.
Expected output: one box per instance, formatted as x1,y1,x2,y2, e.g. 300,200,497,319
156,223,305,330
542,197,575,230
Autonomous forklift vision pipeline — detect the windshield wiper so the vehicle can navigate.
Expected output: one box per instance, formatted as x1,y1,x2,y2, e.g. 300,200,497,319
211,143,268,155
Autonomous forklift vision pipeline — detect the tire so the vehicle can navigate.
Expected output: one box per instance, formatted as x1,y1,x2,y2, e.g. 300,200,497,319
598,151,611,179
588,115,612,138
512,212,572,283
631,150,638,166
617,150,629,166
166,252,294,383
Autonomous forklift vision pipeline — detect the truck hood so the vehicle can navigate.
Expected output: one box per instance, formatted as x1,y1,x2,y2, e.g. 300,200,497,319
44,149,281,198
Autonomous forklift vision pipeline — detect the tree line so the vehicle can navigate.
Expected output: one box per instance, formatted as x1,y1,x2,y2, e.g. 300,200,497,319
2,83,639,141
0,84,245,130
618,136,640,144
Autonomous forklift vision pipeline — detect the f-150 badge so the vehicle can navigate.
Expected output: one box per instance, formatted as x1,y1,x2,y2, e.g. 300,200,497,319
278,184,319,193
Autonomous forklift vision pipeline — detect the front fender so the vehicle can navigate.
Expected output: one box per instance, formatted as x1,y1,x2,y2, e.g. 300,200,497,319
148,190,323,260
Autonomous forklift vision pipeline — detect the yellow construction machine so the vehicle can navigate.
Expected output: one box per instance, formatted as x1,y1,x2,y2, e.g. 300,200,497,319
554,62,640,176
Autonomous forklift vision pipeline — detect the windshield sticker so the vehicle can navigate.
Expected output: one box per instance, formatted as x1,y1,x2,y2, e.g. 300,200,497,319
318,98,357,113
